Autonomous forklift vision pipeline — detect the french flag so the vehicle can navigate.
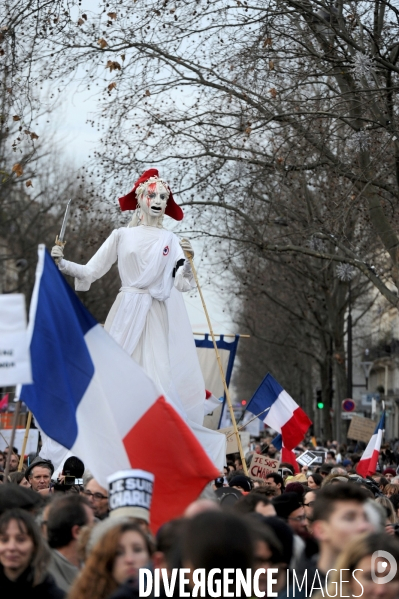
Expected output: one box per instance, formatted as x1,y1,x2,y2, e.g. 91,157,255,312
246,373,311,450
272,434,300,474
20,246,219,531
204,390,222,415
356,412,385,478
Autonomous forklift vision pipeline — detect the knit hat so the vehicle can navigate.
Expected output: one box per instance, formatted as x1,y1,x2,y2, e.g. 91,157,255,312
229,475,252,492
383,468,396,476
272,492,302,519
285,482,305,499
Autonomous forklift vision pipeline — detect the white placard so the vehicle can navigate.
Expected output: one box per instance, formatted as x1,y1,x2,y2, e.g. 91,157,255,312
0,295,32,385
0,429,39,455
296,450,318,467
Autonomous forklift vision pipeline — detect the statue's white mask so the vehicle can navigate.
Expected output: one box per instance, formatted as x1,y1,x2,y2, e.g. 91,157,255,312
138,181,168,218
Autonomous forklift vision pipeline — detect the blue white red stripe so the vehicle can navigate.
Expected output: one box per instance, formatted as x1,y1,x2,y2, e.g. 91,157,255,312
356,412,385,478
204,389,222,415
21,246,219,531
246,373,311,450
272,434,300,473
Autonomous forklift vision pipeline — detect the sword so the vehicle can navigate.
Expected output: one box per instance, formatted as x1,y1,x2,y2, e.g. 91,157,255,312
54,199,72,262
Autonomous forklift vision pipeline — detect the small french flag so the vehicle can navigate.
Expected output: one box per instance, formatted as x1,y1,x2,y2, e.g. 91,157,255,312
204,390,222,415
246,373,311,450
356,412,385,478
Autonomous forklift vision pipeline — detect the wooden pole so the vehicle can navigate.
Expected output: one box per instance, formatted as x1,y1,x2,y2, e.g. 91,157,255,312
225,407,271,438
3,401,21,483
18,411,32,471
183,248,249,475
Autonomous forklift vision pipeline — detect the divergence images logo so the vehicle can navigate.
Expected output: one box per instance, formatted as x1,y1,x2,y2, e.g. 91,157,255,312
371,551,397,584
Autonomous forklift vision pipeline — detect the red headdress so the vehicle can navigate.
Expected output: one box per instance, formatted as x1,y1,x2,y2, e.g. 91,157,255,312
118,168,183,221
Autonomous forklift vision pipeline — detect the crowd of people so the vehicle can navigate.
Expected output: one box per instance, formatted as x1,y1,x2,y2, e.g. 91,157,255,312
0,435,399,598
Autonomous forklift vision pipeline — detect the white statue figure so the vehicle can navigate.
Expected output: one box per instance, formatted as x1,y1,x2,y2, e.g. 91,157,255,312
51,169,225,468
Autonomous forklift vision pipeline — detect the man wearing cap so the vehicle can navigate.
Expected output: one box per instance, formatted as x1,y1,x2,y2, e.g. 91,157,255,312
25,456,54,492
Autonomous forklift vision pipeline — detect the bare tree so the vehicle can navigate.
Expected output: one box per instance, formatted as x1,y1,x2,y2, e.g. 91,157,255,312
35,0,399,306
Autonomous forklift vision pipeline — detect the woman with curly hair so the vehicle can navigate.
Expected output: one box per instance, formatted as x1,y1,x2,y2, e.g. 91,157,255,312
0,508,64,598
68,521,153,599
385,483,399,498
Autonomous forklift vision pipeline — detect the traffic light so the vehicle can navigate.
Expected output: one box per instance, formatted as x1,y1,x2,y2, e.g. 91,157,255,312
316,389,324,409
241,399,247,406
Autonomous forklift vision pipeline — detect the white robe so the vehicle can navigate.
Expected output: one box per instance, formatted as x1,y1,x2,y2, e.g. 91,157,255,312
57,225,226,469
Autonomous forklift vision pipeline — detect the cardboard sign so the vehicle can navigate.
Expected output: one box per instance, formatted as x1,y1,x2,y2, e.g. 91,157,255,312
347,415,376,443
248,454,280,481
219,427,250,455
0,295,32,386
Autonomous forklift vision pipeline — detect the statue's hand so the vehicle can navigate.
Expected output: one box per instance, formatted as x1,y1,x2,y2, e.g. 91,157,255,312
180,238,194,259
51,245,64,264
182,259,192,276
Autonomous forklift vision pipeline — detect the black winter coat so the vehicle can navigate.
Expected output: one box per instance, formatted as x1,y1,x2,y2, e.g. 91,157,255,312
0,565,65,599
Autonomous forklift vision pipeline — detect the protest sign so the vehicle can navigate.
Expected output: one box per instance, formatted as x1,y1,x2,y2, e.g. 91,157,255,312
248,454,280,481
0,295,32,386
348,415,376,443
297,450,318,467
311,450,327,465
219,427,250,455
108,469,154,521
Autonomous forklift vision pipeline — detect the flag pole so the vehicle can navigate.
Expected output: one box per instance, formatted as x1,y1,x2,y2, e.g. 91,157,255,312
184,249,249,475
225,407,271,438
18,411,32,472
